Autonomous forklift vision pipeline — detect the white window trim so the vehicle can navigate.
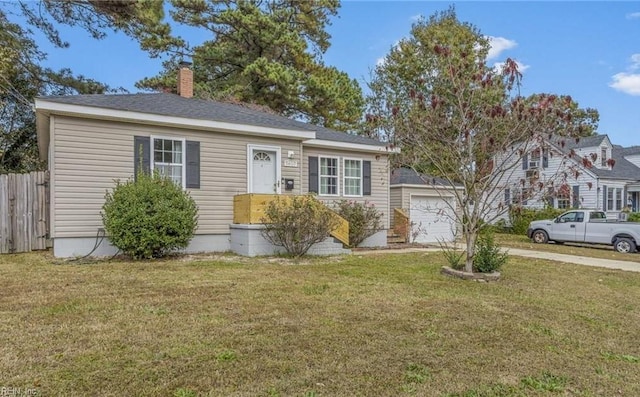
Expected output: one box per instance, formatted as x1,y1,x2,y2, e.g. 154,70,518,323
557,197,570,209
606,187,623,211
601,147,608,167
342,157,363,197
150,135,186,189
247,144,282,194
318,156,340,197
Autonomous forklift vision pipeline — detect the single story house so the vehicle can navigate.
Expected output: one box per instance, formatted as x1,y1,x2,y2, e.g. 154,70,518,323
35,64,396,257
390,168,463,244
499,134,640,220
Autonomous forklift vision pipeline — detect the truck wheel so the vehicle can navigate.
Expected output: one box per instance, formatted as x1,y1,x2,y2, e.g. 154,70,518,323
614,238,636,253
532,230,549,244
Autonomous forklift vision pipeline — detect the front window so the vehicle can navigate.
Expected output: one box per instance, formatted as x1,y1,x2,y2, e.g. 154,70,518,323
557,195,570,209
606,188,623,211
530,148,541,166
319,157,338,195
556,185,570,209
601,148,607,167
343,159,362,196
153,137,184,187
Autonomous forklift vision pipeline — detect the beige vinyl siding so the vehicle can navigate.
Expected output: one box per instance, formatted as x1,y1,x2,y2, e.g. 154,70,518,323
52,116,302,238
302,147,390,228
389,185,403,226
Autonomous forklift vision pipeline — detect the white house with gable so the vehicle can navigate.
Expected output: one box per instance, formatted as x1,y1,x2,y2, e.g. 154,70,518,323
496,134,640,221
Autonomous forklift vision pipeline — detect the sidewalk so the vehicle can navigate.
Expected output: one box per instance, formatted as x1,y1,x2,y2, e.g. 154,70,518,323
357,246,640,273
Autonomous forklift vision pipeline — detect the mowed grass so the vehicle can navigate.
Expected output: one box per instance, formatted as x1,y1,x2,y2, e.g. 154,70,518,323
1,251,640,396
495,233,640,263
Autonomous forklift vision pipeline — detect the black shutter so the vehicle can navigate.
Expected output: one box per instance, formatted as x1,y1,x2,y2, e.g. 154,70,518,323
504,188,510,205
363,160,372,196
134,136,150,180
309,156,318,193
542,149,549,168
522,154,528,170
572,185,580,208
186,141,200,189
602,185,607,211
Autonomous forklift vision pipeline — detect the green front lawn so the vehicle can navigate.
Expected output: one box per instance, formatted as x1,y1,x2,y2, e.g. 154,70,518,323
495,233,640,263
1,251,639,396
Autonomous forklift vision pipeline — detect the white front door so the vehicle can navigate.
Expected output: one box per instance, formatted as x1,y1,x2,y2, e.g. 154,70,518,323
251,148,278,193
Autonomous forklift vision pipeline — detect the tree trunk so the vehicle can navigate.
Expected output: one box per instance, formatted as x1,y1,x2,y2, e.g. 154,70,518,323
465,231,477,273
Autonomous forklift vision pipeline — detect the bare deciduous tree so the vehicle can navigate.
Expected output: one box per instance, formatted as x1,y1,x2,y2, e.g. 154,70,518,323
366,8,599,272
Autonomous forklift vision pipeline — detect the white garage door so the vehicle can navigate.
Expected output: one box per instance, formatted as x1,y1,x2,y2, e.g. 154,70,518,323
409,196,456,243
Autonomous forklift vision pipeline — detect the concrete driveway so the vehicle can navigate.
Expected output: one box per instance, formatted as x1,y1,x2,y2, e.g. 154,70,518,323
357,246,640,273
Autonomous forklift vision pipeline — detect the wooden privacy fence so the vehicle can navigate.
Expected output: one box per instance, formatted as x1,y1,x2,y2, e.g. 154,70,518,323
0,171,49,254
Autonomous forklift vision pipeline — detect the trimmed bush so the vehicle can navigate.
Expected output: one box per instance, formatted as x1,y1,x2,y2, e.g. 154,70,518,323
508,206,565,235
628,212,640,222
102,172,198,259
261,194,340,257
334,200,383,247
473,231,508,273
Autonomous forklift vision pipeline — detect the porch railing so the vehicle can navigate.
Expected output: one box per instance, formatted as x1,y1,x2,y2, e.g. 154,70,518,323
393,208,410,242
233,194,350,246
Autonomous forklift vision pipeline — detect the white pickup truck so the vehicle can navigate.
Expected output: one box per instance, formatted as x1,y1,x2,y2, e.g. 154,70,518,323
527,210,640,253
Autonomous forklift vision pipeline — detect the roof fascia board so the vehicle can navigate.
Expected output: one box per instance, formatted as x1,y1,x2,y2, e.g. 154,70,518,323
303,138,400,153
35,99,316,140
390,183,464,190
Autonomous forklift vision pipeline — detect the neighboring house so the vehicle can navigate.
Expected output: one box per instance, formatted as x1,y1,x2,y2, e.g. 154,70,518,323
35,65,395,257
390,168,463,244
498,134,640,220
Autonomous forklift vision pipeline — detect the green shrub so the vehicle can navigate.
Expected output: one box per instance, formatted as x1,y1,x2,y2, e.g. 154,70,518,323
473,231,508,273
334,200,383,247
508,206,565,235
261,194,340,257
487,218,511,234
102,172,198,259
628,212,640,222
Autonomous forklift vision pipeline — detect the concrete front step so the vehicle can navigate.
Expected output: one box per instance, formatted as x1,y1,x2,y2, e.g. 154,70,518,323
306,237,351,256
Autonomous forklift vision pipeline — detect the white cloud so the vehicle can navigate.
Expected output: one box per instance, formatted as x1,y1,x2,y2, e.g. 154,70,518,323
609,54,640,95
376,57,386,67
410,14,423,22
487,36,517,60
493,60,530,74
626,12,640,19
610,73,640,95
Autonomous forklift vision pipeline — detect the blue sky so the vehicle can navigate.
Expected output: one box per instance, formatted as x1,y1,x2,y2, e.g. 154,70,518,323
25,1,640,146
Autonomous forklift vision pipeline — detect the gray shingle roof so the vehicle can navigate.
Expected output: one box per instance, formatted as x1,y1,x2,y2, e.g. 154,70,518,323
556,134,639,181
589,147,640,180
390,167,461,187
621,146,640,156
563,134,607,150
38,93,386,147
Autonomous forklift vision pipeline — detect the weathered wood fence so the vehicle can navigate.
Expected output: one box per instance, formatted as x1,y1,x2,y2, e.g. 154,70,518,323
0,171,49,254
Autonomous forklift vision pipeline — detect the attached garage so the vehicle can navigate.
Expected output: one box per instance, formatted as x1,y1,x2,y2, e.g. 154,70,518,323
390,168,462,244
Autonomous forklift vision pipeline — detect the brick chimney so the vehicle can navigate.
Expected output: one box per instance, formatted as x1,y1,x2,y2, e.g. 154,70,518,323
177,61,193,98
